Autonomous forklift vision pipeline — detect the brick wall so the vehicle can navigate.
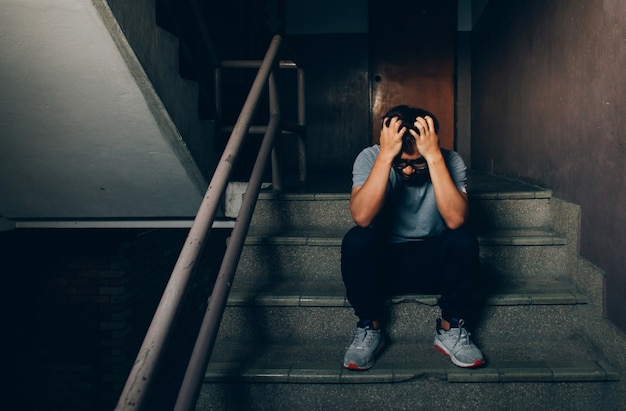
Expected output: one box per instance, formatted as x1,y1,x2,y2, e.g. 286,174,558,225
2,227,228,411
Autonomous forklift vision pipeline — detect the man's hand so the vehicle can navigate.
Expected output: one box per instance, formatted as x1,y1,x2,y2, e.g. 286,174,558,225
409,116,440,161
409,116,468,229
350,116,404,227
379,116,405,162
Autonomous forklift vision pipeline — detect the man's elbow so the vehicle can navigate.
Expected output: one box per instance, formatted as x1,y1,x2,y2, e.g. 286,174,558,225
445,219,465,230
444,213,468,230
350,208,372,228
351,214,372,228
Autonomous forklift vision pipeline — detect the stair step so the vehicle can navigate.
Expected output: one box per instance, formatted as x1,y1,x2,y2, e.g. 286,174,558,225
248,171,555,231
255,186,552,202
246,172,552,231
251,193,554,231
219,304,590,341
205,359,618,384
251,193,353,232
217,280,588,342
466,171,552,198
242,228,566,246
256,188,553,202
477,228,566,245
206,339,618,384
225,283,588,307
236,228,568,283
258,171,551,199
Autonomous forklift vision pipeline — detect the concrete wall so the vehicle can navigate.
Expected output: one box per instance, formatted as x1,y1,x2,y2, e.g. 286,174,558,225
0,0,205,221
103,0,218,180
471,0,626,332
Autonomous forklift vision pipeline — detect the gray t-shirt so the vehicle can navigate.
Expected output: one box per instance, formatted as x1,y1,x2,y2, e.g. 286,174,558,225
352,145,468,242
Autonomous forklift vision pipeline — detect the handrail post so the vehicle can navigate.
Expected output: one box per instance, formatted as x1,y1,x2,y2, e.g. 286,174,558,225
214,66,222,124
270,62,283,191
114,34,283,411
297,67,306,182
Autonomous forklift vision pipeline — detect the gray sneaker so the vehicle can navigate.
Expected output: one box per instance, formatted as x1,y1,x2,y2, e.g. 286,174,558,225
343,324,385,371
434,319,485,368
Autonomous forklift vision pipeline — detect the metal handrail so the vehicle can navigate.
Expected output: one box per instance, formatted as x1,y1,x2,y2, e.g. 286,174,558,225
173,69,281,411
115,34,285,411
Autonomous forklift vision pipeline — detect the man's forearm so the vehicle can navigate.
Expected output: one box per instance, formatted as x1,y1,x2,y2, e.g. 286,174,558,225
350,158,392,227
427,155,468,229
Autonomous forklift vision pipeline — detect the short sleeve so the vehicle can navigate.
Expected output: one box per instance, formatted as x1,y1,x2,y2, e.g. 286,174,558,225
352,146,380,188
445,150,468,193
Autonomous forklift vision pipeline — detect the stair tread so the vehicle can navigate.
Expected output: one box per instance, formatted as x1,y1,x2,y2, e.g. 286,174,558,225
226,280,588,307
267,171,552,199
244,227,566,244
206,338,618,383
257,190,551,201
468,171,552,199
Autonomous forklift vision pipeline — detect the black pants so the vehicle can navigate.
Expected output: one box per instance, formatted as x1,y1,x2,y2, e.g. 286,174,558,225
341,225,480,324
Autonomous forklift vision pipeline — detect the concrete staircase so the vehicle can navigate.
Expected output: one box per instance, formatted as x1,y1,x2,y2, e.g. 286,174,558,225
196,172,624,410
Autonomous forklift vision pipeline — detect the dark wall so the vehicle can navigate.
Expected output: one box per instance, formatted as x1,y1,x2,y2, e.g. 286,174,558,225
287,34,371,174
2,228,227,410
472,0,626,332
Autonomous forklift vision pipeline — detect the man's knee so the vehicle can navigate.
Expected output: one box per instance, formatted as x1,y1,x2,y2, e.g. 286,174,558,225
342,226,379,254
442,227,479,254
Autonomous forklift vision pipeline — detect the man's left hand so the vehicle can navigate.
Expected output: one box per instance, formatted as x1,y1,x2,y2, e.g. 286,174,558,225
409,116,441,162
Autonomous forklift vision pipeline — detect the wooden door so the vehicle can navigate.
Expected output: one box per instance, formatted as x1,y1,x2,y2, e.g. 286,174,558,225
369,0,457,149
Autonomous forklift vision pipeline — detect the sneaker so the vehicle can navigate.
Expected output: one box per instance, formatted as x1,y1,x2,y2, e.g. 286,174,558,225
434,319,485,368
343,322,385,371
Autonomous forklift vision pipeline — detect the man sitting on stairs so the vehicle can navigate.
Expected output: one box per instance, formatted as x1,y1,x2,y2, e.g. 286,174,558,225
341,105,485,370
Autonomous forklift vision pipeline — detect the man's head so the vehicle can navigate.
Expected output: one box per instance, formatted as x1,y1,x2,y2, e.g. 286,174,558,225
382,105,439,154
382,105,439,185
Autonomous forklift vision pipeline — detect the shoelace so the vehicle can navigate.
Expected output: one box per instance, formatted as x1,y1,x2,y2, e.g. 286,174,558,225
445,319,471,349
455,320,472,347
351,327,376,349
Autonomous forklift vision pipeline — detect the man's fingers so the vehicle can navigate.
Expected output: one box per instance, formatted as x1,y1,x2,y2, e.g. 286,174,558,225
414,117,426,136
382,116,402,132
424,115,435,131
414,116,435,136
408,129,420,139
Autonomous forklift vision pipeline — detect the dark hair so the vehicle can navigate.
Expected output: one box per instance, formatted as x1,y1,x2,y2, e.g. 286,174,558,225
382,105,439,153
